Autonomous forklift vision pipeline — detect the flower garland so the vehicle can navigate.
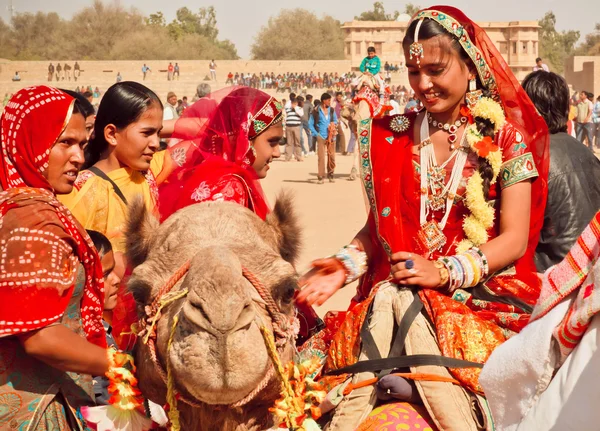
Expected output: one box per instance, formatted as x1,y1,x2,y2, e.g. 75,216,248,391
457,97,506,253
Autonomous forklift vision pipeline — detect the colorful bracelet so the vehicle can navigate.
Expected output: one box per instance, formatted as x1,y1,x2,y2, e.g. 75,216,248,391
437,247,490,292
335,244,368,285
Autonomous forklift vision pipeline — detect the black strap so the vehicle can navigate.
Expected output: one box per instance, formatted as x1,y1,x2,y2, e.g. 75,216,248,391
88,166,128,205
326,354,483,377
378,290,424,377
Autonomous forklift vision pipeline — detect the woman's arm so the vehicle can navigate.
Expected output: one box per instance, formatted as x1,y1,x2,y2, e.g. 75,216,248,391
391,180,532,287
19,325,109,376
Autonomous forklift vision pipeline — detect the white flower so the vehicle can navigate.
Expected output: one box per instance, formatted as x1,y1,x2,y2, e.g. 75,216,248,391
80,405,153,431
191,181,211,202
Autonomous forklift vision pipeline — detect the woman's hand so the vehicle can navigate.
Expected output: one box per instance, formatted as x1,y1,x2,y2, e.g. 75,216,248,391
390,251,441,288
296,258,347,307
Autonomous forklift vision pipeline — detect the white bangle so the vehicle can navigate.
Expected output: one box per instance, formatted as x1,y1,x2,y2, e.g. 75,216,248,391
335,245,368,285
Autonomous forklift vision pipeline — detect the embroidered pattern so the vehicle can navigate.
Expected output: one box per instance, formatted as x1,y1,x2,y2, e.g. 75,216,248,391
171,147,187,167
389,115,411,133
191,181,211,202
414,10,499,98
499,152,538,189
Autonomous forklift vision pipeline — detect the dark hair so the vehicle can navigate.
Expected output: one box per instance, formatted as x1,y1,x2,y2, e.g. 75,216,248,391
390,94,396,100
289,92,297,100
535,57,542,63
403,18,496,199
84,81,162,169
60,89,94,118
321,92,332,102
586,91,594,100
521,71,569,134
335,91,343,97
367,46,376,53
83,91,93,99
86,229,112,258
306,94,313,102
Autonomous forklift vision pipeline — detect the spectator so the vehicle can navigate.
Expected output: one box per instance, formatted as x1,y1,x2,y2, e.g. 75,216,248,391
285,95,304,161
55,63,62,81
167,62,174,81
182,96,189,111
11,71,21,82
301,94,315,154
575,90,595,149
47,62,54,82
163,91,179,121
116,72,122,83
93,87,101,98
141,64,151,80
209,60,217,81
309,92,338,184
64,63,72,81
192,83,211,102
174,63,180,80
521,70,600,271
176,99,184,116
334,92,346,154
389,94,401,116
226,72,234,84
593,95,600,149
74,61,80,81
83,91,93,105
532,57,550,72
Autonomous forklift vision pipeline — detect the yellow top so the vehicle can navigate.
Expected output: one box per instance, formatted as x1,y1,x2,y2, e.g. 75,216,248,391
60,151,167,253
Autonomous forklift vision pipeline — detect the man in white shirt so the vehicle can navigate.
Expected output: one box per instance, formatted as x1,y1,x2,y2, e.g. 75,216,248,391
163,91,179,121
533,57,550,72
285,95,304,161
389,95,401,116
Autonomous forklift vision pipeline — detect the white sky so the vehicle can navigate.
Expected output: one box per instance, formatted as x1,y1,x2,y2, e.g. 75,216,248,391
1,0,598,58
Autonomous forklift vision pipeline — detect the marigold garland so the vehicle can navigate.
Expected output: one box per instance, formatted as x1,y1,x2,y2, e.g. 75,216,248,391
460,96,506,251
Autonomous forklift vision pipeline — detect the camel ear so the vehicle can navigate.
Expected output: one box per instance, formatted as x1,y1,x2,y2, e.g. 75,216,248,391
125,195,159,268
265,190,302,265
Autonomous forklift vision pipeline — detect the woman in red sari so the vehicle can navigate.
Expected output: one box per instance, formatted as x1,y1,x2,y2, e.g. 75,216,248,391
297,6,549,429
160,86,322,341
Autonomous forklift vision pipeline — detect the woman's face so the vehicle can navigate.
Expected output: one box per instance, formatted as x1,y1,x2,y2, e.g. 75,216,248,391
113,102,163,171
251,122,283,179
100,250,121,311
44,112,86,194
85,114,95,142
405,36,471,115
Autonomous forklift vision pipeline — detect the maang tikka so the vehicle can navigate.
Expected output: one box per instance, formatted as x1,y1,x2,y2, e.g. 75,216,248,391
409,18,425,67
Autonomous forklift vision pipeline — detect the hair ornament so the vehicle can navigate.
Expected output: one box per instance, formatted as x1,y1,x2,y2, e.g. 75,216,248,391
410,18,425,67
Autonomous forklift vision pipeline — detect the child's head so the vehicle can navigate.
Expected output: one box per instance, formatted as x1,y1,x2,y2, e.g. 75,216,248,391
84,81,163,171
87,230,121,311
367,46,376,58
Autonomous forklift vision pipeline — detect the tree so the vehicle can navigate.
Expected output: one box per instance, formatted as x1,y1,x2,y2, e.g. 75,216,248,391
538,11,580,73
574,23,600,56
251,9,344,60
355,2,399,21
146,12,166,27
404,3,421,17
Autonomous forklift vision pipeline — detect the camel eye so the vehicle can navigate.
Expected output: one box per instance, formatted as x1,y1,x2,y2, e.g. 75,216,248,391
282,284,296,304
274,277,297,305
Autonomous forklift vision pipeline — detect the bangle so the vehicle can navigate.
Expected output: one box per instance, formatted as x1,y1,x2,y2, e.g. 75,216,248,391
434,260,449,288
334,245,367,285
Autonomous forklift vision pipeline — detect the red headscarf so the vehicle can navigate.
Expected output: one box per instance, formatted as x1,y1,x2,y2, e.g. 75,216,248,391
159,86,283,221
0,86,106,347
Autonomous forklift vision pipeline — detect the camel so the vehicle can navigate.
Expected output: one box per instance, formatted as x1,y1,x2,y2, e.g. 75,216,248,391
125,192,302,431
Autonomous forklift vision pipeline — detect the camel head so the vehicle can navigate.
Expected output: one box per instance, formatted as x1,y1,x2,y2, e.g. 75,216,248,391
125,192,301,418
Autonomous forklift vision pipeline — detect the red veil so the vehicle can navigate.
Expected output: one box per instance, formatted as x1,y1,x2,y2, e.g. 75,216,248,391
364,6,549,286
159,86,283,221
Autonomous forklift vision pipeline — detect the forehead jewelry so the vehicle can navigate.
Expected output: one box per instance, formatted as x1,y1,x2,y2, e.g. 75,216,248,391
410,18,425,67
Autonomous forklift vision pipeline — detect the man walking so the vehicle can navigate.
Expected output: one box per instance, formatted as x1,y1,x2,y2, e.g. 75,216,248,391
285,95,304,162
142,64,151,80
576,91,594,149
532,57,550,72
209,60,217,81
167,62,174,81
309,93,338,184
301,94,315,154
47,63,54,82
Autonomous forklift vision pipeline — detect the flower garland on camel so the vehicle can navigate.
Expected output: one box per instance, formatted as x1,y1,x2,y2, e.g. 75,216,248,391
457,97,506,253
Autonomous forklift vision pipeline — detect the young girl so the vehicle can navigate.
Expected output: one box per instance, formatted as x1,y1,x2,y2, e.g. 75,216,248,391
298,6,549,429
60,81,175,348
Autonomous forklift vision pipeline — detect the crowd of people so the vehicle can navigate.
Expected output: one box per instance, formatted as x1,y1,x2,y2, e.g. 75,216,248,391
2,5,600,431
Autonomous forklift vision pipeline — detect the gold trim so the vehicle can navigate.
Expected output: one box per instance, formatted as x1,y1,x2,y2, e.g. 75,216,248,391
499,152,538,189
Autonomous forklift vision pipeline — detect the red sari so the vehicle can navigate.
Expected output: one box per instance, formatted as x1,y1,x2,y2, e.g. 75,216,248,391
321,6,550,394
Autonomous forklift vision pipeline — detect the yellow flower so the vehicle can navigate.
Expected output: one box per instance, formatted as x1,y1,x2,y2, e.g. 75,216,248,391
456,239,474,254
488,149,503,184
471,97,506,133
463,215,489,245
465,172,495,227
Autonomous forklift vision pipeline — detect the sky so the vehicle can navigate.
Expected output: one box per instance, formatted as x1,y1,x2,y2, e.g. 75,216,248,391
1,0,598,58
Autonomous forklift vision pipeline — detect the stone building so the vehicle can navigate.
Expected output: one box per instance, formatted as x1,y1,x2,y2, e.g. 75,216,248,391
342,17,540,81
565,56,600,98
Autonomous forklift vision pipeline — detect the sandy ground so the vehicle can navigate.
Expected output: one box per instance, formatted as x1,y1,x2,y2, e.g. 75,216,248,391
261,148,367,317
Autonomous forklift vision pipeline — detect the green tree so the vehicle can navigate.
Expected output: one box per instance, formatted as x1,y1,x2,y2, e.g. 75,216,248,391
404,3,421,17
574,23,600,56
355,2,399,21
538,11,580,73
251,9,344,60
146,12,166,27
